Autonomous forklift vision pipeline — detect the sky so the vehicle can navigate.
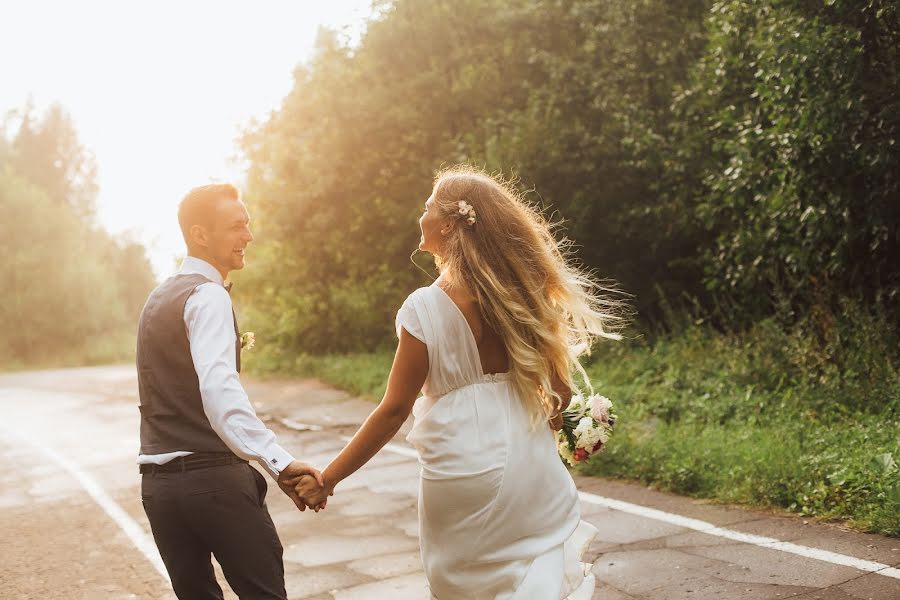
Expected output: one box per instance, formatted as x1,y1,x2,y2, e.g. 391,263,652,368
1,0,374,278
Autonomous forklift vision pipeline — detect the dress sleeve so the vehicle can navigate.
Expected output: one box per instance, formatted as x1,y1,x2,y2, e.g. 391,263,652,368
395,291,426,343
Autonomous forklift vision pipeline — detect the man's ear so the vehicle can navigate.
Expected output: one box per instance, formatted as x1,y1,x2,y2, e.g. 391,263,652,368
189,224,209,248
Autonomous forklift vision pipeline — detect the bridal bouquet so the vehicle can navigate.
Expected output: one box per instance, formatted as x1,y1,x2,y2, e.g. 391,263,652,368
557,393,616,466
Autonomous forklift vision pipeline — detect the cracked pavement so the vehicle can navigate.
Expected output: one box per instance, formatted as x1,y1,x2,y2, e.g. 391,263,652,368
1,365,897,599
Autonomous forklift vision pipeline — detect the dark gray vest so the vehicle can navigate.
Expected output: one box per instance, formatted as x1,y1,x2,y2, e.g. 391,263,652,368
136,273,240,455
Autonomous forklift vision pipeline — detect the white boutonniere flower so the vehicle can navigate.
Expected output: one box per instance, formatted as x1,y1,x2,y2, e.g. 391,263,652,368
240,331,255,351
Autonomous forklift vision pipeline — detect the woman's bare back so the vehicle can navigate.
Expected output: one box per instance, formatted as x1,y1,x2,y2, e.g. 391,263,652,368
438,281,509,375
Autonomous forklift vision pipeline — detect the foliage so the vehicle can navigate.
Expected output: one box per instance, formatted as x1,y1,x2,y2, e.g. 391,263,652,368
5,103,98,221
666,0,900,322
0,105,156,367
239,0,898,352
584,415,899,536
237,0,711,348
469,0,711,321
576,297,899,534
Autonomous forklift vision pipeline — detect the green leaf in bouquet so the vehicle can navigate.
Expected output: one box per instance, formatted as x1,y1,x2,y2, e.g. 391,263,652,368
562,426,577,451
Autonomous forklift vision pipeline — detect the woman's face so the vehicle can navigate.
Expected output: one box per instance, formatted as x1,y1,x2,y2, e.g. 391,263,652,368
419,192,449,254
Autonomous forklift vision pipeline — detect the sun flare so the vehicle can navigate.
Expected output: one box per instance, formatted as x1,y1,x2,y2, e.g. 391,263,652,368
0,0,372,277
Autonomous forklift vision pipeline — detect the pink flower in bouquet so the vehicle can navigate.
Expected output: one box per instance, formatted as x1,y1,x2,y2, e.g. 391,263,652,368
589,395,613,424
574,448,589,462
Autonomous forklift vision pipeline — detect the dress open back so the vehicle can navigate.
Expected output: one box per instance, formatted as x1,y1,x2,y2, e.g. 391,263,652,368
396,283,597,599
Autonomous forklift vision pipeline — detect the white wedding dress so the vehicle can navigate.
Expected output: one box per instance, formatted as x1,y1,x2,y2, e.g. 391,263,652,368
396,283,597,599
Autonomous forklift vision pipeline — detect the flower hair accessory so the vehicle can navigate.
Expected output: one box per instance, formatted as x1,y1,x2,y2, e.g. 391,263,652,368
457,200,477,226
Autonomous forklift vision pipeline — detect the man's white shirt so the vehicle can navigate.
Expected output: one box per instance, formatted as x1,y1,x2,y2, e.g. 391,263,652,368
136,256,294,479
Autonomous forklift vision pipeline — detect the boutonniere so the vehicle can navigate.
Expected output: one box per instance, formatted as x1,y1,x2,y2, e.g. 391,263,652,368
240,331,256,351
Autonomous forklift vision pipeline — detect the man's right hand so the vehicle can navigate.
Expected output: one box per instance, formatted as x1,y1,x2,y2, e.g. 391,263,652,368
276,461,323,511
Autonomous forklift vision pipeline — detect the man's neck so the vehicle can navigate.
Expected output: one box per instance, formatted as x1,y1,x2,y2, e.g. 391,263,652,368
187,252,229,282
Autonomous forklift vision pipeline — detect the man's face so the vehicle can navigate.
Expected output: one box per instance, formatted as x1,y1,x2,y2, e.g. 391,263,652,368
204,197,253,276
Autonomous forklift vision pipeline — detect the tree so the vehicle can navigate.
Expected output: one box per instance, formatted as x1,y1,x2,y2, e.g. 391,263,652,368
7,103,99,222
238,0,899,355
667,0,900,321
0,105,155,365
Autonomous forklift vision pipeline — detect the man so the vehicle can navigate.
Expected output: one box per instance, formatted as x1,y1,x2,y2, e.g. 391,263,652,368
136,183,319,599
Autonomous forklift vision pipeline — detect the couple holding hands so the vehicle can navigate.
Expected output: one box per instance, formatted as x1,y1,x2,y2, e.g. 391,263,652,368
136,166,621,599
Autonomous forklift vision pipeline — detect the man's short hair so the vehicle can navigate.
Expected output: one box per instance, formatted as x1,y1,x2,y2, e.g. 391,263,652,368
177,183,240,245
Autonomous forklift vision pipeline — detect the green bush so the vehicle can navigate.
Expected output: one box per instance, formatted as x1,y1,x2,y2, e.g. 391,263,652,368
578,300,899,534
666,0,900,321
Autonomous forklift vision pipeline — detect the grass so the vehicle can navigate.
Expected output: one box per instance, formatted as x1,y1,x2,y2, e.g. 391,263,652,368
581,414,899,535
246,348,394,400
572,302,899,536
579,338,900,536
243,302,900,536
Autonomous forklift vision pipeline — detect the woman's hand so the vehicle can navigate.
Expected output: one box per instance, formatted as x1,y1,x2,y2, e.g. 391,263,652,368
294,474,332,511
549,372,571,431
549,412,564,431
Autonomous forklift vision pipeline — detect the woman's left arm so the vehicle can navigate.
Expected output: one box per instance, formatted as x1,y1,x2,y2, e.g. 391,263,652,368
298,328,428,507
549,371,573,431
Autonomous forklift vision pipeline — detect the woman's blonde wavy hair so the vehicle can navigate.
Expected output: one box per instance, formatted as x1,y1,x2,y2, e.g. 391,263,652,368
430,165,628,427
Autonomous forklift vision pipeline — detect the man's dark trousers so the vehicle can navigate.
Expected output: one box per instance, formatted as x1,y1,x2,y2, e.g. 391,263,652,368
141,462,287,599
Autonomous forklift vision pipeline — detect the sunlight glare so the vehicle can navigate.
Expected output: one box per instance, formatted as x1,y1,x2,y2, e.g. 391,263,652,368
1,0,373,277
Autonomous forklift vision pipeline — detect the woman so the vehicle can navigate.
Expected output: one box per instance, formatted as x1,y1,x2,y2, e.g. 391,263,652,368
297,166,624,598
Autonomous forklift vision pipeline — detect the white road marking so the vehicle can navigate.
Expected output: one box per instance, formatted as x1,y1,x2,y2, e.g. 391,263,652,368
0,428,170,583
578,493,900,580
361,436,900,580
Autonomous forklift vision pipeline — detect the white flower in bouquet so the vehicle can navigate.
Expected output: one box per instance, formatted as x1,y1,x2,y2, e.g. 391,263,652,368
573,416,593,437
574,417,602,450
557,435,576,466
597,426,609,445
568,393,585,412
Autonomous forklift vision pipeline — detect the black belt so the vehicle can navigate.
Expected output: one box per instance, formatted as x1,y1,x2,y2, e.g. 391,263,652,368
140,453,247,474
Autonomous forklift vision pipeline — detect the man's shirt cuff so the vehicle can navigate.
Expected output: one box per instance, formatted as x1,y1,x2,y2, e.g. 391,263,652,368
261,444,295,479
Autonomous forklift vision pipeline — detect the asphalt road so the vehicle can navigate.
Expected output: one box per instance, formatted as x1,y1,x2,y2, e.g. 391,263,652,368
0,365,897,599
